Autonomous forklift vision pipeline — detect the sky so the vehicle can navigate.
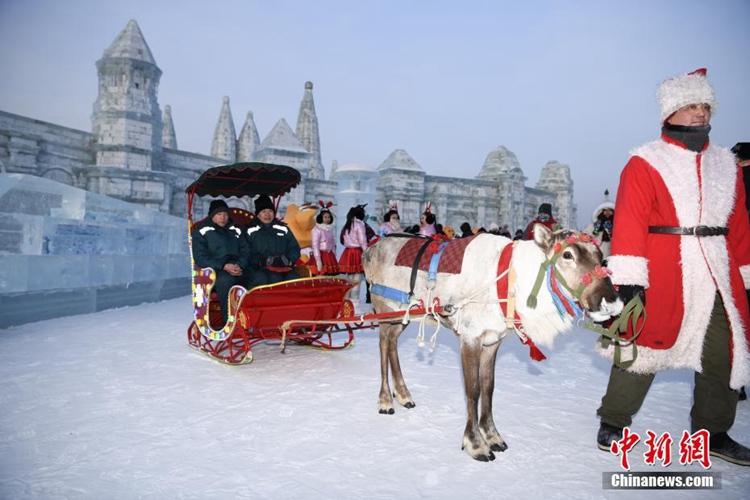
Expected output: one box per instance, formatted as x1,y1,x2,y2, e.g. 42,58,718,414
1,0,749,227
2,294,749,498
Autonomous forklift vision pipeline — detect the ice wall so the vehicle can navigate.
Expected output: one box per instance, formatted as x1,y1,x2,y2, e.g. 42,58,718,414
0,174,189,328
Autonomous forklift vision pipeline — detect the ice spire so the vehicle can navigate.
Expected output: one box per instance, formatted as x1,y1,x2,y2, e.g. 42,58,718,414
329,159,338,180
237,111,261,161
295,81,324,178
162,105,177,149
211,96,236,161
102,19,157,64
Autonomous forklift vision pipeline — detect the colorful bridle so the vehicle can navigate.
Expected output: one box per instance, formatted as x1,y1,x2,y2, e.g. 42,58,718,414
526,231,646,369
526,232,611,312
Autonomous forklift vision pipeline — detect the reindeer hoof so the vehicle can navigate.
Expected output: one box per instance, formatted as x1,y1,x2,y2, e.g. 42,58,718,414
404,402,416,409
379,408,395,415
472,451,495,462
491,442,508,452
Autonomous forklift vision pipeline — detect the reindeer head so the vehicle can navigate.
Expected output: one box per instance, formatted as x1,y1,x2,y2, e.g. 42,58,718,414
532,224,623,322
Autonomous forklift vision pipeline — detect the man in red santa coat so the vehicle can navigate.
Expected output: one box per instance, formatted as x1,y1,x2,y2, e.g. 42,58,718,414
596,68,750,466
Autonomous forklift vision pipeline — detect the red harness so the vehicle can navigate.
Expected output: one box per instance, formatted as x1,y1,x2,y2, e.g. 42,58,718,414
495,243,547,362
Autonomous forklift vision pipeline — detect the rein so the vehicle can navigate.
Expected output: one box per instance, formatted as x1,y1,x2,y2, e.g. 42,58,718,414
583,296,646,369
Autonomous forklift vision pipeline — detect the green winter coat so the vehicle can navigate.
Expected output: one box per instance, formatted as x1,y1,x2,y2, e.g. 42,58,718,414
245,220,301,270
191,219,250,270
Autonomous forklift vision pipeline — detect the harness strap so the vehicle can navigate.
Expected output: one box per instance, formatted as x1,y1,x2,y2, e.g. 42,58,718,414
371,284,411,304
427,241,450,282
409,239,436,296
370,234,443,305
496,242,547,361
527,257,553,309
584,296,646,369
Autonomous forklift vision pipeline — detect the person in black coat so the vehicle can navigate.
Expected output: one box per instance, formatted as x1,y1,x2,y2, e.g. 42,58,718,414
733,142,750,402
191,199,256,324
245,195,301,286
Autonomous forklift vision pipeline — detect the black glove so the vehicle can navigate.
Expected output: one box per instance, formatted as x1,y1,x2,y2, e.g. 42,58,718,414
617,285,646,307
262,255,292,270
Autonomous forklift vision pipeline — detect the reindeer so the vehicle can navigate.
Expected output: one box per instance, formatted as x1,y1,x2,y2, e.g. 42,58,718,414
362,224,622,461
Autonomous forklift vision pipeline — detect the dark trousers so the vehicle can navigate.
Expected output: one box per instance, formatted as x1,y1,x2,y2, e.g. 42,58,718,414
215,271,265,323
598,293,739,434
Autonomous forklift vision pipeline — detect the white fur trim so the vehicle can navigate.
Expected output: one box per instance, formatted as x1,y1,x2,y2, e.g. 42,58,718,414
657,70,717,123
591,201,615,222
741,264,750,289
607,255,649,287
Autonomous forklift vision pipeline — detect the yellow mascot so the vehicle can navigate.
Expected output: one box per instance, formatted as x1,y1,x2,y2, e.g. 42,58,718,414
283,203,318,264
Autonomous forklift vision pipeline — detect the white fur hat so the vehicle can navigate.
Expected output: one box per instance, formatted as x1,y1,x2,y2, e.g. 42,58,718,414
657,68,716,123
591,201,615,222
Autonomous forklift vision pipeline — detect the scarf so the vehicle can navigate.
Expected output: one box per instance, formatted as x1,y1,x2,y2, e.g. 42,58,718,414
661,123,711,153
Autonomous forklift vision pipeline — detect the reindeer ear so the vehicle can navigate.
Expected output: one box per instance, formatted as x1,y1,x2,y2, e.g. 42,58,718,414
532,223,555,253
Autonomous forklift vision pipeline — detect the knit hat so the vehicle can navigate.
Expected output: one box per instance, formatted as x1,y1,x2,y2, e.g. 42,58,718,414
657,68,717,123
538,203,552,216
254,195,275,214
208,199,229,218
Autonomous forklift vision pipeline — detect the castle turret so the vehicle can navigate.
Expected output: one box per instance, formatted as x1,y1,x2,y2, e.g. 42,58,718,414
329,159,338,180
162,105,177,149
537,160,576,229
211,96,237,161
237,111,260,161
90,19,172,211
253,118,313,206
376,149,425,225
478,146,526,231
295,81,324,179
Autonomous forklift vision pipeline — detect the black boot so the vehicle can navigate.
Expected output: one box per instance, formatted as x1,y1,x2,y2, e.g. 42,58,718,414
597,422,623,451
709,432,750,466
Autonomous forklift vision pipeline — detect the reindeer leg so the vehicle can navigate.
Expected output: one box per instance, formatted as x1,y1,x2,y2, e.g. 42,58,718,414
479,333,507,452
460,337,494,461
387,323,414,409
378,323,395,414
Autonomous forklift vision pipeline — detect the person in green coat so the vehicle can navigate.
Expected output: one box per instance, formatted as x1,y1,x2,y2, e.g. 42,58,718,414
191,200,260,323
245,195,301,286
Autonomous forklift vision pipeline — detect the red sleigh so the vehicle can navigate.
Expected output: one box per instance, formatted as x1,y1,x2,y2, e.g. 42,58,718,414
185,162,360,364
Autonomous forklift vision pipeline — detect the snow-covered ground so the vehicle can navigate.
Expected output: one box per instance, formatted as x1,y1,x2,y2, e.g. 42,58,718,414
1,296,748,499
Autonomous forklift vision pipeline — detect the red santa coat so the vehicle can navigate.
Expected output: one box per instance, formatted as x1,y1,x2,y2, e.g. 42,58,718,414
602,137,750,389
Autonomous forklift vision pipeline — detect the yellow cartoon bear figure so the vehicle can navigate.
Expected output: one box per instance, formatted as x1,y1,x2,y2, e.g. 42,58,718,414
283,203,318,264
